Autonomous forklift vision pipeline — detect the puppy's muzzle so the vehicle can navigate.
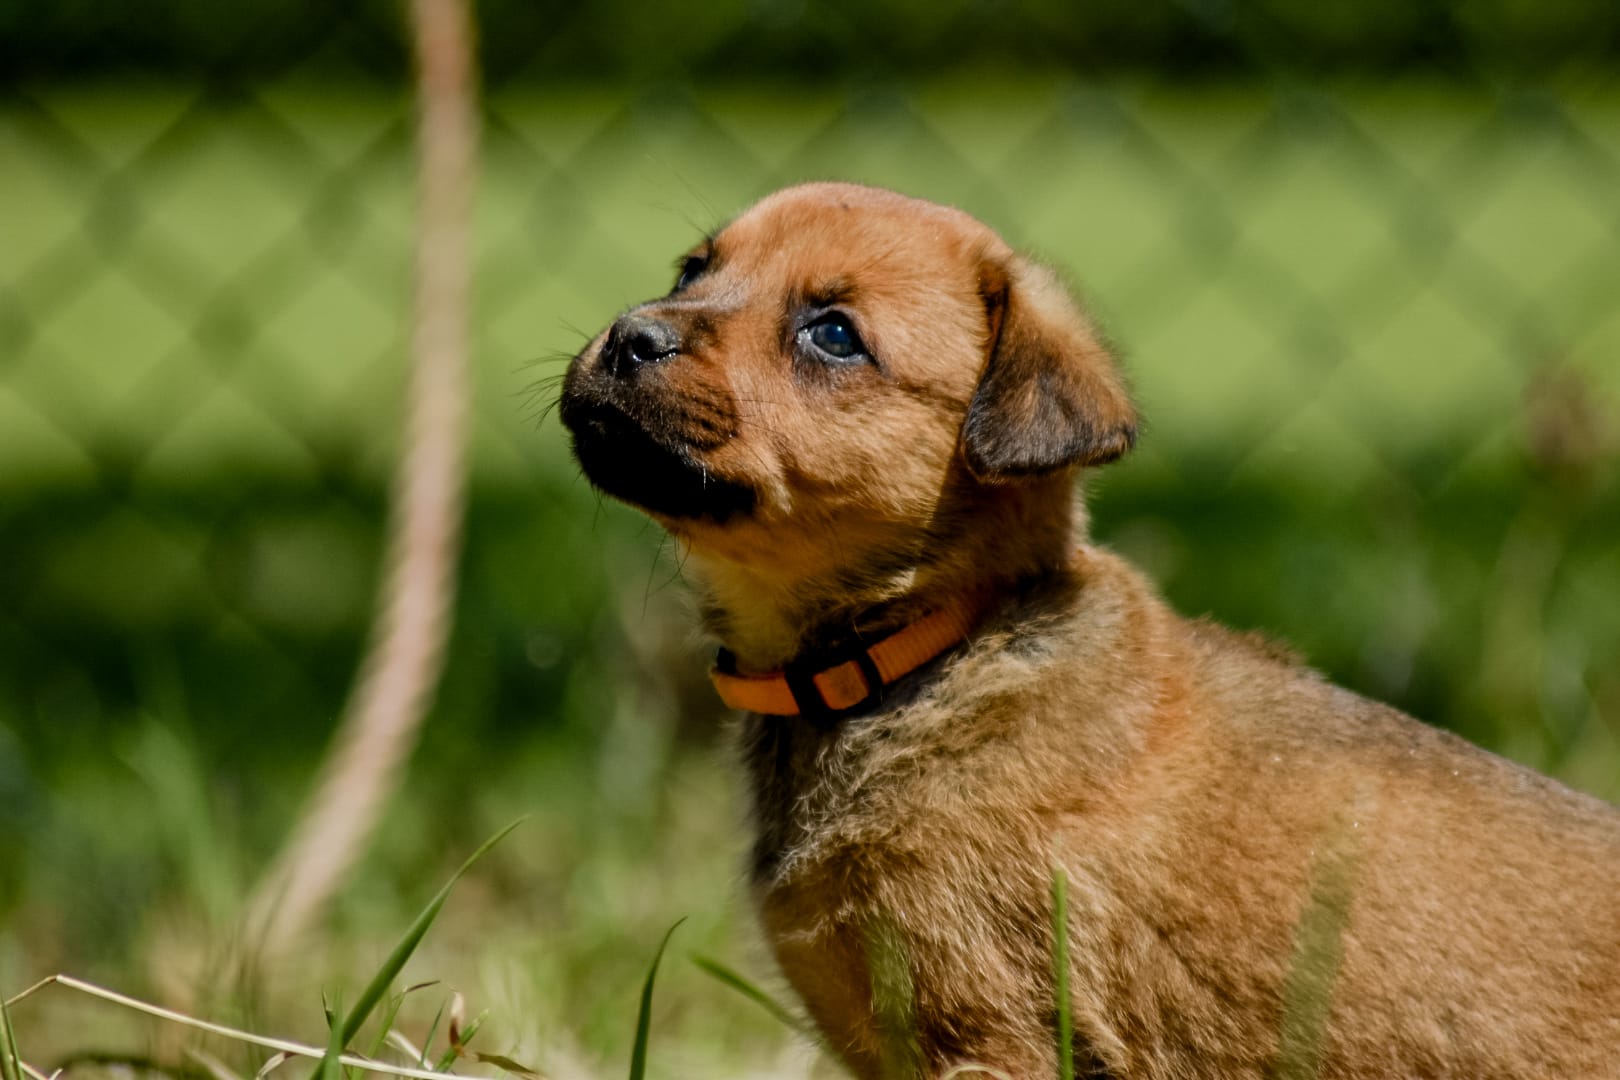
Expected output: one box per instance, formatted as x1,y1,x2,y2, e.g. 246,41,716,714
602,312,681,379
560,308,754,522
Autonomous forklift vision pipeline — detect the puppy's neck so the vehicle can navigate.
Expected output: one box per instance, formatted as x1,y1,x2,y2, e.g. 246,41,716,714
688,477,1085,674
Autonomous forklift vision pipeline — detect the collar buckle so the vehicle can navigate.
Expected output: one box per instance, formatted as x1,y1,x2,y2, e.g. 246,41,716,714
782,641,886,728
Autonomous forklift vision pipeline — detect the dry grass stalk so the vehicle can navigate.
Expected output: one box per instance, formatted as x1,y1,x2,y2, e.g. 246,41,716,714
3,976,472,1080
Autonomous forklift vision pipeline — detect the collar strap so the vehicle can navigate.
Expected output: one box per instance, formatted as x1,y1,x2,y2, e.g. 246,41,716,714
709,598,982,722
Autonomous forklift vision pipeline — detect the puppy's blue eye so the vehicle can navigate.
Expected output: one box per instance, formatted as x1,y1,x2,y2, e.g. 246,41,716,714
804,315,865,361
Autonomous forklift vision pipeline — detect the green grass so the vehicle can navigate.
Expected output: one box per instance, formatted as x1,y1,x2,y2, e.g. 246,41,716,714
0,740,801,1076
628,920,683,1080
1051,869,1073,1080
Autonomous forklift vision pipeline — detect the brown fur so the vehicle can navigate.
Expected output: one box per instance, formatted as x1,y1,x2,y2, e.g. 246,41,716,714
560,182,1620,1078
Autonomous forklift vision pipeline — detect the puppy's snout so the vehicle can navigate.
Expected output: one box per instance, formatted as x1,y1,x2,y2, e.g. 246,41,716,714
604,312,681,378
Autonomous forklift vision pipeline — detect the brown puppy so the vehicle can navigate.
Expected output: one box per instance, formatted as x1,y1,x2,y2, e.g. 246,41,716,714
560,183,1620,1078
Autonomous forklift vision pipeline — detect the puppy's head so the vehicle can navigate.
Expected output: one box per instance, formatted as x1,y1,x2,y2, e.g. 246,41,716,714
560,183,1135,596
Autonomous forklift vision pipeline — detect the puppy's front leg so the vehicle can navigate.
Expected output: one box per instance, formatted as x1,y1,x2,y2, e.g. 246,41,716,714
763,919,1020,1077
770,901,1093,1079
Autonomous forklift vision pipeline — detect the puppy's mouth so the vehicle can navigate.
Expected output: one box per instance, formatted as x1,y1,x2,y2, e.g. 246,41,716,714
559,393,756,523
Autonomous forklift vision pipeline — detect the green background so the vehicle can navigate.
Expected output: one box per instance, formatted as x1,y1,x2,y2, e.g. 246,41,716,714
1,2,1618,1073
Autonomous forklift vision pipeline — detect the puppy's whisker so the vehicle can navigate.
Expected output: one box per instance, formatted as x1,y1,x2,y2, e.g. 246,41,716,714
642,532,671,618
554,318,594,344
516,350,579,372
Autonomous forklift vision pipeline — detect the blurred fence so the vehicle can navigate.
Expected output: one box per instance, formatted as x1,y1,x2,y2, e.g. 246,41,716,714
2,1,1619,820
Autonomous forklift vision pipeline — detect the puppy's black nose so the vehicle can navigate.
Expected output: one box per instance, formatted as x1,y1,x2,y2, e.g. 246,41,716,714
603,313,681,378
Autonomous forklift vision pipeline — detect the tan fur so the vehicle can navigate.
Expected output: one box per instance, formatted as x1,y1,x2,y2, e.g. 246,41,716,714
560,182,1620,1078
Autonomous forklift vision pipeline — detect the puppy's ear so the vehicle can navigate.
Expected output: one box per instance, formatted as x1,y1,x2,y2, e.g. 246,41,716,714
960,256,1137,480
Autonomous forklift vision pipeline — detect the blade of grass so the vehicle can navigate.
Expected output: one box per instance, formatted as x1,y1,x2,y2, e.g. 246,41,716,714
1051,867,1074,1080
384,1034,422,1062
335,818,524,1047
445,992,465,1051
1,995,22,1080
1273,811,1360,1080
420,999,447,1068
255,1051,295,1079
365,989,410,1064
315,989,345,1080
434,1009,486,1072
690,955,813,1039
628,918,685,1080
469,1053,537,1078
863,915,920,1079
457,1012,485,1050
187,1046,246,1080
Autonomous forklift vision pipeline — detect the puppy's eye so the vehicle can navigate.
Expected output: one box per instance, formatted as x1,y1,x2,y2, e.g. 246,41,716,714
672,255,708,293
802,314,867,362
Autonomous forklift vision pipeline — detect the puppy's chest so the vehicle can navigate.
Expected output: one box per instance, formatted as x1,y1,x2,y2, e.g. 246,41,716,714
741,716,882,884
738,702,1001,890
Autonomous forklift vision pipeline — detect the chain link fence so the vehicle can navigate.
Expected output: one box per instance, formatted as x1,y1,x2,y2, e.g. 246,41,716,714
3,3,1619,820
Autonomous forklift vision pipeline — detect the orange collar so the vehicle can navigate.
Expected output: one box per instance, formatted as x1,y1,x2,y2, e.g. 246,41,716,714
709,595,985,722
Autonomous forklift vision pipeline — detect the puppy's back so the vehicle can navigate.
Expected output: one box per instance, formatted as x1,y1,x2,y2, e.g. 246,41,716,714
1159,618,1620,1075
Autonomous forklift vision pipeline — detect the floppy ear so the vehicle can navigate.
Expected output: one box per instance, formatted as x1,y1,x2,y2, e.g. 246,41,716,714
960,256,1137,480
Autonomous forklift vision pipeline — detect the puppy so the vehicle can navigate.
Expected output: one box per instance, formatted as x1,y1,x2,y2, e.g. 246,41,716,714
560,182,1620,1078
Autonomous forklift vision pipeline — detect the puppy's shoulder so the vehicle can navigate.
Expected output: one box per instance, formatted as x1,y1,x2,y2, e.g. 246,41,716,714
1181,615,1306,670
1043,543,1308,679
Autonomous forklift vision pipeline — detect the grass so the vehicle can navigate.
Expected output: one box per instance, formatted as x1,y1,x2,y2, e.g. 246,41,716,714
690,956,815,1042
0,732,802,1077
627,920,683,1080
327,821,525,1053
2,823,561,1080
1050,870,1073,1080
0,826,785,1080
1,995,22,1080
